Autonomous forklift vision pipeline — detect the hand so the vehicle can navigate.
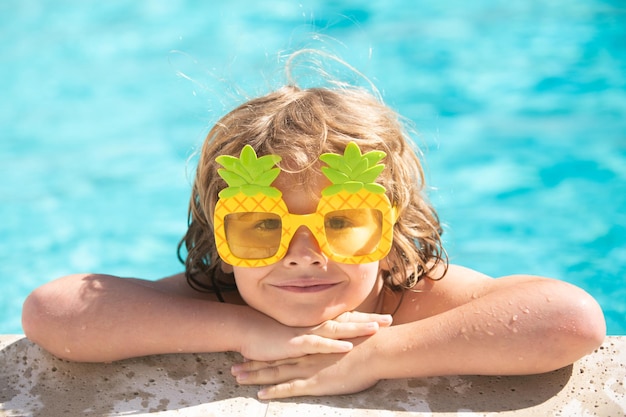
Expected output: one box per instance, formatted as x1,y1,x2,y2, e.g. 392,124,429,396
238,310,392,362
232,333,382,399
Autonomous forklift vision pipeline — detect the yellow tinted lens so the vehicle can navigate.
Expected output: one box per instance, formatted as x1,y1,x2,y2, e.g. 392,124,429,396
324,209,383,256
224,212,282,259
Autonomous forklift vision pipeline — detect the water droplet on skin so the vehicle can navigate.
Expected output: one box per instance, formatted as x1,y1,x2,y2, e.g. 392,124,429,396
507,315,519,332
460,327,470,341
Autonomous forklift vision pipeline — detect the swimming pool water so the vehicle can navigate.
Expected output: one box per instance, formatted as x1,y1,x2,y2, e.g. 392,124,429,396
1,0,625,334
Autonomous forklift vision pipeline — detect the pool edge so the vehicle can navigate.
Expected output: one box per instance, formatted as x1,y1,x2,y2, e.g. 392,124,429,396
1,335,624,416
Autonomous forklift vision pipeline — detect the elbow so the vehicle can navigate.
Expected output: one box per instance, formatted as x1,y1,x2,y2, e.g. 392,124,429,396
22,283,84,362
547,284,606,366
22,287,54,354
519,280,606,374
22,287,51,345
568,291,606,354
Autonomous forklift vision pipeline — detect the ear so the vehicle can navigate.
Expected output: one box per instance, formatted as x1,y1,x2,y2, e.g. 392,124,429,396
220,261,234,274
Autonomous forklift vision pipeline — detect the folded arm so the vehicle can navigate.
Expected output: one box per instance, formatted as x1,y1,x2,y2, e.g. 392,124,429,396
21,273,390,362
232,268,606,399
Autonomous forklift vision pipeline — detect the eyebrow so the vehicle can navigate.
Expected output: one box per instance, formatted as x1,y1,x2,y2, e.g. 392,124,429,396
230,212,276,220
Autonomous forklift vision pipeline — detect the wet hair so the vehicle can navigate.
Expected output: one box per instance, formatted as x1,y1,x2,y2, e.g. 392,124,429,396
177,84,447,298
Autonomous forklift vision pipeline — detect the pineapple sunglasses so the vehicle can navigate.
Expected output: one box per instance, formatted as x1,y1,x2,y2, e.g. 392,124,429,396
213,142,398,267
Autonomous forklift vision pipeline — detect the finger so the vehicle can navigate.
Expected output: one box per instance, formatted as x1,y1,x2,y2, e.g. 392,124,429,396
291,334,353,355
232,358,296,375
258,375,378,399
234,362,306,386
257,379,315,400
312,320,379,339
333,311,393,326
238,334,352,362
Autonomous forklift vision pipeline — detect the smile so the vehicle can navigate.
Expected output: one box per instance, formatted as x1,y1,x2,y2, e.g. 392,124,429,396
271,279,341,293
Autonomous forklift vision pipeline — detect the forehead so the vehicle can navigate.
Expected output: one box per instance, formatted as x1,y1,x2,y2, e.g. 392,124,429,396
273,171,331,215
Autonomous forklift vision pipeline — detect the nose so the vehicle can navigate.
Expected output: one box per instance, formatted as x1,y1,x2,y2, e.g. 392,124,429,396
282,226,327,267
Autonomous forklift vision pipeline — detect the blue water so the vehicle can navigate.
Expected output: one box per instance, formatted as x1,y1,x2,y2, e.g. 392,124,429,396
1,0,625,335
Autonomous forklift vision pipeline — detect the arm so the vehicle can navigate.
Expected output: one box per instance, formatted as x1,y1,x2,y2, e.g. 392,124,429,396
372,274,605,376
232,267,606,398
21,273,390,362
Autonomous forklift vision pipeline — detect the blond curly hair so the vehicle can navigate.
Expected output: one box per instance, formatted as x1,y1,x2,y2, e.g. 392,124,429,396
178,85,447,297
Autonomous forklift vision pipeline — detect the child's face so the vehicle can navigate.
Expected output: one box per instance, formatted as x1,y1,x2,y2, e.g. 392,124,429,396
228,173,384,327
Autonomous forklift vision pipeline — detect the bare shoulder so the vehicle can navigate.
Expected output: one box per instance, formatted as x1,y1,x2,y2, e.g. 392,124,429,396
146,272,204,297
150,273,244,304
390,264,595,325
390,264,495,324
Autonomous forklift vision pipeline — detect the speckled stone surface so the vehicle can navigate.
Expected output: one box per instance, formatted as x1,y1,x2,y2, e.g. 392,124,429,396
1,335,624,416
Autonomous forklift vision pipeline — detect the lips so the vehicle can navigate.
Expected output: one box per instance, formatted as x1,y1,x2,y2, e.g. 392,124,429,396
271,278,341,293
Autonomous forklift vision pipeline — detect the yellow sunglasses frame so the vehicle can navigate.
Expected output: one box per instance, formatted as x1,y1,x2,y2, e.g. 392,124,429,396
214,189,397,267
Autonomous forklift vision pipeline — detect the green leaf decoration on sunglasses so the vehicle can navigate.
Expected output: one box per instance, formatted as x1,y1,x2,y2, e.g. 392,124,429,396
319,142,387,196
216,145,282,198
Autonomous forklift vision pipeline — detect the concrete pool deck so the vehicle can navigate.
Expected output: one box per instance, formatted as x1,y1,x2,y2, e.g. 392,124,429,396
0,335,624,416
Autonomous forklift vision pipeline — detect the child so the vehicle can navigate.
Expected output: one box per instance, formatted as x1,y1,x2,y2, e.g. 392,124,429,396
22,75,605,400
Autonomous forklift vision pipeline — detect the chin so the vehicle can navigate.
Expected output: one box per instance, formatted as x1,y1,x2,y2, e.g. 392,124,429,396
271,309,338,327
278,316,324,327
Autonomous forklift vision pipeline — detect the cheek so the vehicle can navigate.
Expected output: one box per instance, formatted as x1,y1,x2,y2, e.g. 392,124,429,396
355,262,380,278
232,266,266,304
342,263,381,290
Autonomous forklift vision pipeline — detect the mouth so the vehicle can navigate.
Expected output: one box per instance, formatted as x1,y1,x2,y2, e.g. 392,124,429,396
271,279,341,293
